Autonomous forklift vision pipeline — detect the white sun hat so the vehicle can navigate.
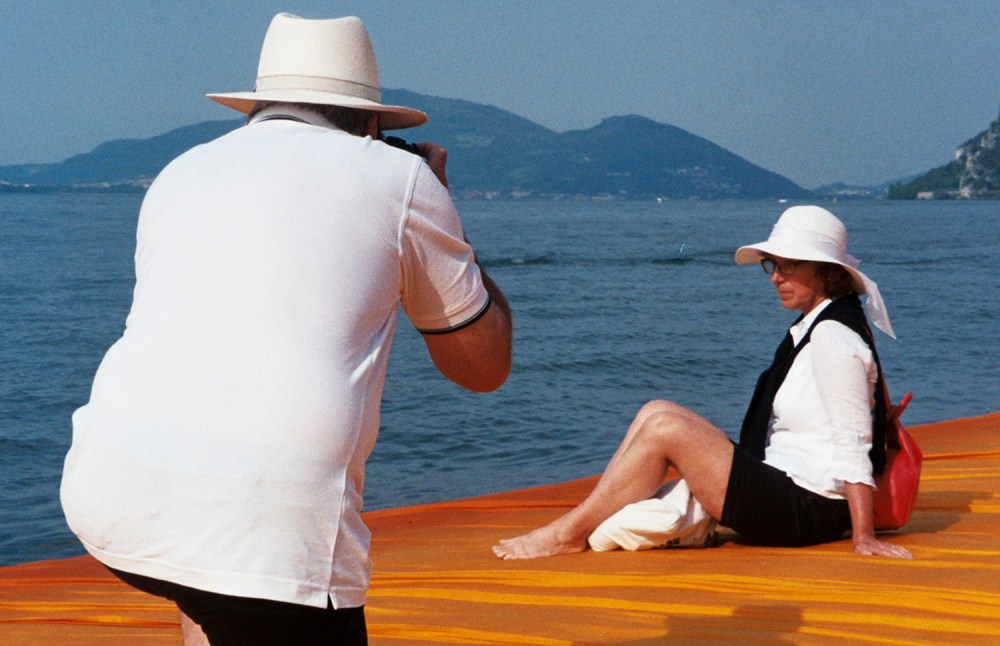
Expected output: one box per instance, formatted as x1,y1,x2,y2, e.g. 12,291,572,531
735,205,895,338
207,13,427,130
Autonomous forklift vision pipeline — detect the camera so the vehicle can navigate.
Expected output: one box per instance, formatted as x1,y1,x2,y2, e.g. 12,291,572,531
383,135,422,156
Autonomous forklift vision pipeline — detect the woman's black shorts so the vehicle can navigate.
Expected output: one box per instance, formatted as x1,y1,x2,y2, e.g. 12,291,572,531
720,443,852,547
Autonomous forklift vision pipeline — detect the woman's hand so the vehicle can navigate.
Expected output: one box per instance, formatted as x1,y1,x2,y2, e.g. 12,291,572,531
844,481,914,559
853,533,913,559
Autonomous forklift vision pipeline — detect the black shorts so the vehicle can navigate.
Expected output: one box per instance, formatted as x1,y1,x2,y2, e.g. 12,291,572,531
720,444,852,547
106,567,367,646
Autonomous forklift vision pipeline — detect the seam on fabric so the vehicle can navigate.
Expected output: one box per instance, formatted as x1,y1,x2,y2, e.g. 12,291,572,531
396,157,422,298
417,296,491,335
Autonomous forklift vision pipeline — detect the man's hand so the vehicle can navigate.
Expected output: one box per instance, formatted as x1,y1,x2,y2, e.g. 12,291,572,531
416,142,449,188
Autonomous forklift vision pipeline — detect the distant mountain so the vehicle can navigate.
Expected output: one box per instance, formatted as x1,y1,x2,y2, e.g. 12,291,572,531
889,109,1000,200
0,120,242,190
1,89,811,200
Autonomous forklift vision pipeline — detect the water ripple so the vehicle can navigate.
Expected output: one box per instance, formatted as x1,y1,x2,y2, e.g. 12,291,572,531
3,195,998,564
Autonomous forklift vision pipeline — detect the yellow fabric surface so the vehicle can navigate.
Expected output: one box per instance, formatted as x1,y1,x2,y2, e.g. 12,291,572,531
2,413,999,644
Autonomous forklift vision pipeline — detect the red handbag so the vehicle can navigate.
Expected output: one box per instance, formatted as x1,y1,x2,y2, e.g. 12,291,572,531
872,391,922,530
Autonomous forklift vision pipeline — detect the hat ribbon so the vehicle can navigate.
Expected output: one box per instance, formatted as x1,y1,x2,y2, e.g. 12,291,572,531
254,74,381,103
859,275,895,339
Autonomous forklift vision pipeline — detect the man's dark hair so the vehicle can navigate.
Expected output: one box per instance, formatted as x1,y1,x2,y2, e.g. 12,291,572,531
248,101,375,135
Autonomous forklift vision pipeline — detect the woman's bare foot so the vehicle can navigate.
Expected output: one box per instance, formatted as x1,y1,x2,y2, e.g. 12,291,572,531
492,522,588,560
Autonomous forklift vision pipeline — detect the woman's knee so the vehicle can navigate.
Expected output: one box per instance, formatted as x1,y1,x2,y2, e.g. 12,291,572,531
638,404,726,453
635,400,686,425
635,408,688,449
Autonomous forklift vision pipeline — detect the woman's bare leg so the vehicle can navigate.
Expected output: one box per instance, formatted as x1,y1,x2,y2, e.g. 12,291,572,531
604,400,673,468
492,400,734,560
180,611,210,646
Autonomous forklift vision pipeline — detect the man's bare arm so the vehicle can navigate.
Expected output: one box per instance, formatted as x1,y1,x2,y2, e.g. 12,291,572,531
421,264,512,393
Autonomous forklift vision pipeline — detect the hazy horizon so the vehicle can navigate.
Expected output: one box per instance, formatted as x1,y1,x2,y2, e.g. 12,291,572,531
3,1,998,188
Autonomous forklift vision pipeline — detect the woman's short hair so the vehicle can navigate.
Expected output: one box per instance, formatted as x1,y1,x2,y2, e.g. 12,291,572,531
248,101,375,136
815,262,856,298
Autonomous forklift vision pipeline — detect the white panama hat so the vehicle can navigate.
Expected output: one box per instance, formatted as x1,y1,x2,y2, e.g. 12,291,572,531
207,13,427,130
735,205,895,337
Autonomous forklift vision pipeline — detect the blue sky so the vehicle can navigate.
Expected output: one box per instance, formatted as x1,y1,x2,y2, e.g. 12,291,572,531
2,1,998,188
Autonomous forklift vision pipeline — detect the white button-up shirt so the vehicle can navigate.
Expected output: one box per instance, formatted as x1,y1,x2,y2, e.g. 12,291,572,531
765,299,878,498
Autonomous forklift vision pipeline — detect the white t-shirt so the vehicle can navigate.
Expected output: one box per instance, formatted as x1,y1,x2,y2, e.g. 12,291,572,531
61,105,489,609
765,299,878,498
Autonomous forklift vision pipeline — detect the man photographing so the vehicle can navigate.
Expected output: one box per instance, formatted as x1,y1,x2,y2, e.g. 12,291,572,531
61,13,512,645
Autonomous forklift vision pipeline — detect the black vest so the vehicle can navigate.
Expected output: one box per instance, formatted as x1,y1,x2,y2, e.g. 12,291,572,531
738,294,888,474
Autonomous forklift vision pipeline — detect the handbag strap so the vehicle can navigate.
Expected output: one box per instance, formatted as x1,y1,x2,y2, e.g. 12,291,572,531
860,325,913,452
880,379,900,449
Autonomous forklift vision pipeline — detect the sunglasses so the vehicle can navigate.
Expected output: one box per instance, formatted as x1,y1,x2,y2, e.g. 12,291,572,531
760,257,803,276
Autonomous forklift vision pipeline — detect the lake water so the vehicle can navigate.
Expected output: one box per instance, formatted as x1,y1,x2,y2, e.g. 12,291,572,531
1,194,997,566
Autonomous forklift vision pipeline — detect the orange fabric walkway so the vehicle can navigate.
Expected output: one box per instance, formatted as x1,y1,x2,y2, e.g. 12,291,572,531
2,413,999,644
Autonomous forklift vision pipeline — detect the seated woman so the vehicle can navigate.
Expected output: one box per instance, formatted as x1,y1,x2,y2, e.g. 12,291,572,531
493,205,912,560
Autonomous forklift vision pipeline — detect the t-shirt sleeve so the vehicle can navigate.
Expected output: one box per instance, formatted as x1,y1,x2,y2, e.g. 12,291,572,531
398,161,489,333
811,321,877,488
